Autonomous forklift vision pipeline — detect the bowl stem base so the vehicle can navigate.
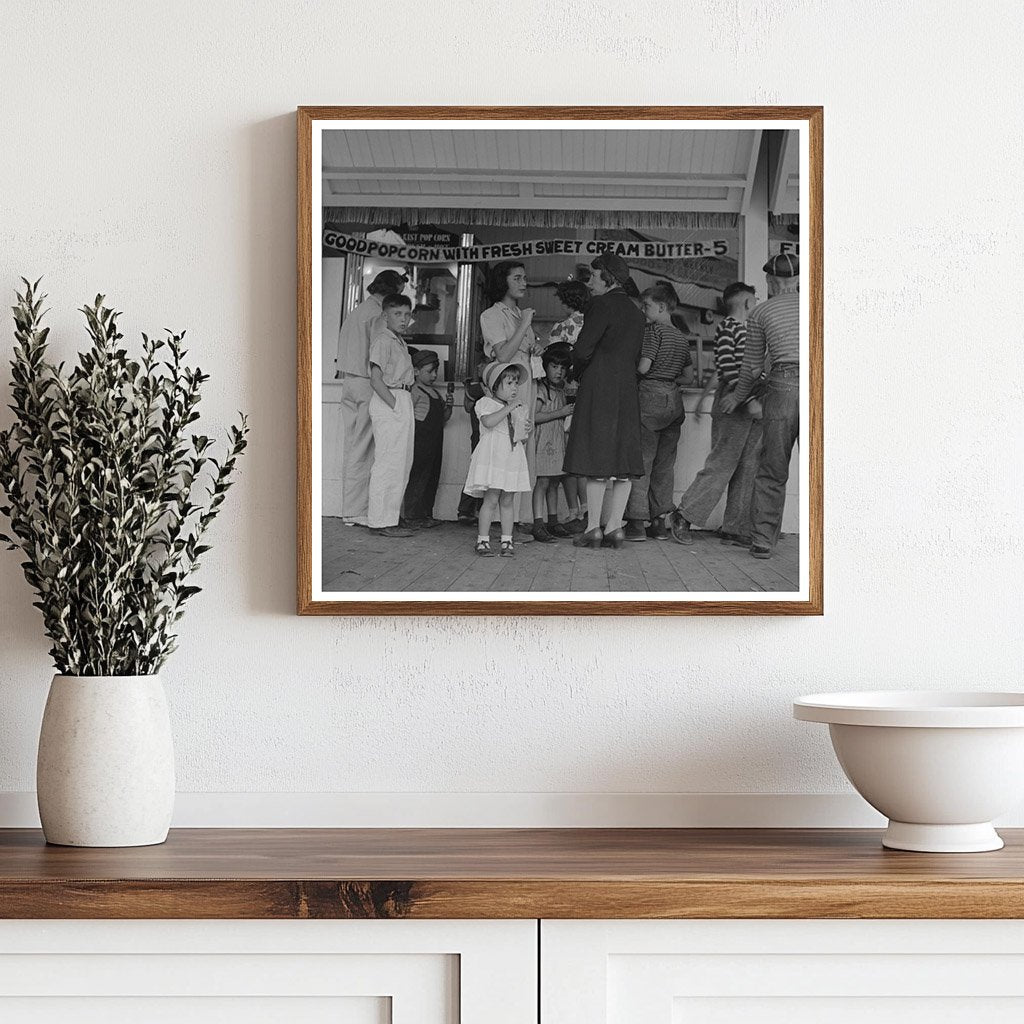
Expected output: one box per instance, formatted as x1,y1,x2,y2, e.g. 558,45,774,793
882,821,1004,853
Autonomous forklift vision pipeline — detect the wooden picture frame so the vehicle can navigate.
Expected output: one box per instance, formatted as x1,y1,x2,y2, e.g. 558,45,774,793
298,106,822,615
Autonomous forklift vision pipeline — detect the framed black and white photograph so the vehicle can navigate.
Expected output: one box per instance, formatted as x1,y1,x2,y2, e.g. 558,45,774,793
297,107,822,615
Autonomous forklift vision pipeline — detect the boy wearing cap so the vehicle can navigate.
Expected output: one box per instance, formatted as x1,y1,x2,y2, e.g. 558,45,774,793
337,269,409,526
721,254,800,558
402,349,453,529
367,294,416,538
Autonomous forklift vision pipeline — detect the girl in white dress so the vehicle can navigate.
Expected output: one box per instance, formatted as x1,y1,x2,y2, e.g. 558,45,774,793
464,362,532,558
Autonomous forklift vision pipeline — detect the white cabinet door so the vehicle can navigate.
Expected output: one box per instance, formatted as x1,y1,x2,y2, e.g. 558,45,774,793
0,919,536,1024
542,919,1024,1024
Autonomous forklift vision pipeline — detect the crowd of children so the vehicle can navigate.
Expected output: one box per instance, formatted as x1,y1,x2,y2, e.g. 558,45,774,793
352,256,797,563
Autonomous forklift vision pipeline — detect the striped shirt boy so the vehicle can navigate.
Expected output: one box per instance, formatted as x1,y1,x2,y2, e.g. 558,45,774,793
733,291,800,401
640,322,692,381
713,316,746,392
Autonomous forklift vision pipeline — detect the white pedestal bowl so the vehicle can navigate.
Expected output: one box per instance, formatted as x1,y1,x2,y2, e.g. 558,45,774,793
793,691,1024,852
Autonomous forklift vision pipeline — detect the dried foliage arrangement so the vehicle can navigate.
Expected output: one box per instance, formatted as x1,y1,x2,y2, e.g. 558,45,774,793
0,280,248,676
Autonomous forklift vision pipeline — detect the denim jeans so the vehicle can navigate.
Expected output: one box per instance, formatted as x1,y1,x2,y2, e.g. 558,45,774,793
625,379,685,521
751,364,799,550
676,390,763,537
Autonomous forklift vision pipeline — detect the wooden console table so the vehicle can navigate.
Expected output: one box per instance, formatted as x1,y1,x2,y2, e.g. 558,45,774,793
4,828,1024,1021
2,826,1023,919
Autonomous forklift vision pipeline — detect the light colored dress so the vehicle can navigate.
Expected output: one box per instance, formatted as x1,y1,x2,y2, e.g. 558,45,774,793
480,302,539,377
548,311,584,348
534,379,567,478
479,302,539,501
463,397,532,498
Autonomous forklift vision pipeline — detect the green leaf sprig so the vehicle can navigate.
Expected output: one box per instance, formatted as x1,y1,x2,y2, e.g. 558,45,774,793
0,279,249,675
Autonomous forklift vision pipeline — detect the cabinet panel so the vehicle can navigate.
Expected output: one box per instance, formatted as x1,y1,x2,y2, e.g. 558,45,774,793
0,920,537,1024
542,920,1024,1024
0,997,389,1024
672,998,1024,1024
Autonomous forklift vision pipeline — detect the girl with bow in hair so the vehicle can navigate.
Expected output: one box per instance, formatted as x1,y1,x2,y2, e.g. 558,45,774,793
463,362,533,558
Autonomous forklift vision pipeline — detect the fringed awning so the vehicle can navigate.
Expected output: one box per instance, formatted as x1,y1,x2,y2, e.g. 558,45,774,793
324,206,739,232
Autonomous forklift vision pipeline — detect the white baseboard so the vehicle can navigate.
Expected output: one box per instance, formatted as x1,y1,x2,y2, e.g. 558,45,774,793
3,791,1021,829
0,791,882,828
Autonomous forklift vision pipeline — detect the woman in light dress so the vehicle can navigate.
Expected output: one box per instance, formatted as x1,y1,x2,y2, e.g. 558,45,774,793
479,261,543,540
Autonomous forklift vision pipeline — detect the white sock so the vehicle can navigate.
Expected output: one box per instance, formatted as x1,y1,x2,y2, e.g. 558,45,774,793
501,534,513,543
477,535,489,544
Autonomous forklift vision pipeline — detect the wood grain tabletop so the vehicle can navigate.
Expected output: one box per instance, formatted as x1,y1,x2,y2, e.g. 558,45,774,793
2,828,1022,919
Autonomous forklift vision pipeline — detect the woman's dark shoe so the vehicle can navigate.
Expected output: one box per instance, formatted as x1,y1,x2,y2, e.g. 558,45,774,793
601,527,625,549
573,527,604,548
750,545,772,560
563,518,587,535
548,522,570,538
532,522,557,543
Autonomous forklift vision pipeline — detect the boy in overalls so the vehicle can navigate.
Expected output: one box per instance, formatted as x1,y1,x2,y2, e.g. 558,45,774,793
402,349,452,528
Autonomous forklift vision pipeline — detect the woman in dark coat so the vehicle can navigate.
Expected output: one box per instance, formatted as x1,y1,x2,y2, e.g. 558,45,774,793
563,252,645,549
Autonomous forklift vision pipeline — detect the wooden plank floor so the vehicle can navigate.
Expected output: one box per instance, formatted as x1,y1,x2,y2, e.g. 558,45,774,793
322,519,800,594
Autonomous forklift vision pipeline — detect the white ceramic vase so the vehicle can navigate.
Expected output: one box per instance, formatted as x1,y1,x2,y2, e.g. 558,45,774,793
36,675,175,847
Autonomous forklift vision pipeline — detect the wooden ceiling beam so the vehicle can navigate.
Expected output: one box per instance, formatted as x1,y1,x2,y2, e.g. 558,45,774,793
740,128,764,217
323,168,749,189
768,131,799,215
322,194,740,212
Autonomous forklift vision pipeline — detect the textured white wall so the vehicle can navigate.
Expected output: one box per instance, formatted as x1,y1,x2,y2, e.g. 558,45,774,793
1,1,1022,823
